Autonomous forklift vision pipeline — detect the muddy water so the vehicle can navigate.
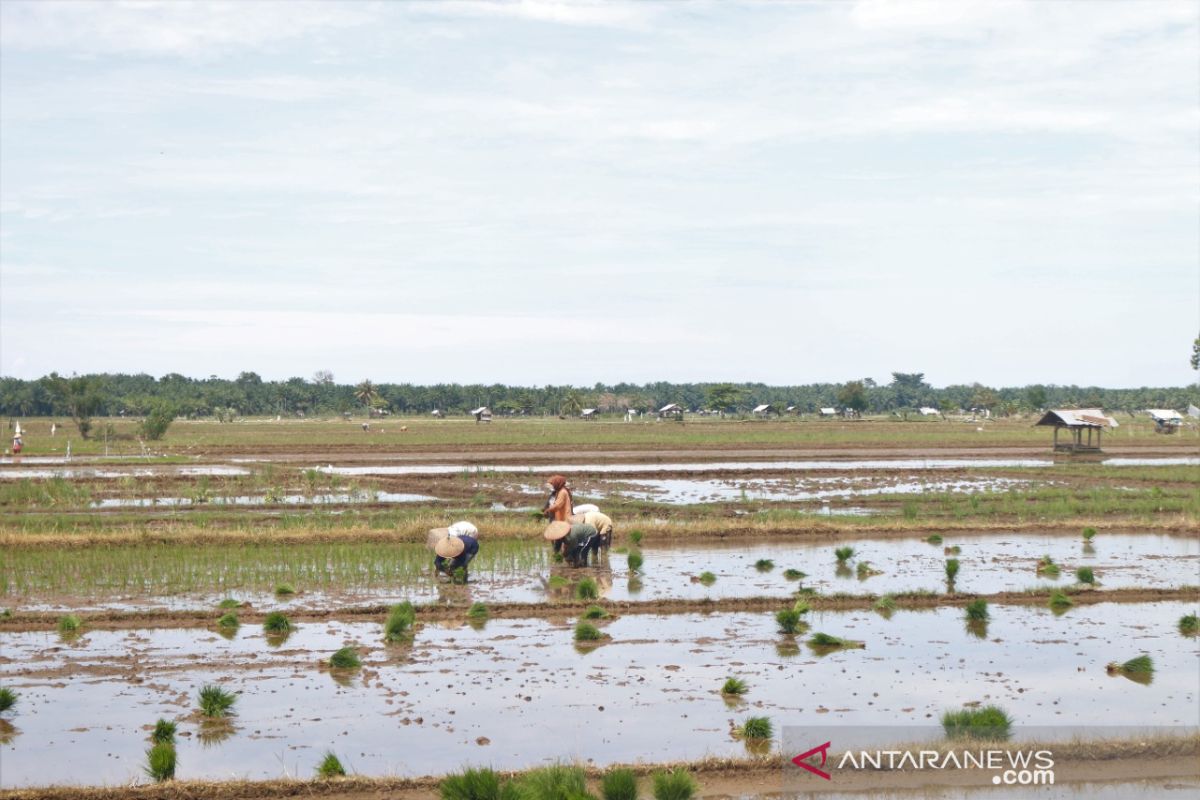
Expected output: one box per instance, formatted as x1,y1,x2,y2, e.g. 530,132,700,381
90,490,435,509
592,475,1043,504
7,533,1198,613
0,602,1196,787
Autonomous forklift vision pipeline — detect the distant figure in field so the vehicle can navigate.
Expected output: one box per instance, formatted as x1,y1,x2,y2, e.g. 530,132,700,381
543,475,573,523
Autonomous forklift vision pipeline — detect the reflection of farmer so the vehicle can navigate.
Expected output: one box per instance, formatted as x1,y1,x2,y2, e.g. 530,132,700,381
433,534,479,580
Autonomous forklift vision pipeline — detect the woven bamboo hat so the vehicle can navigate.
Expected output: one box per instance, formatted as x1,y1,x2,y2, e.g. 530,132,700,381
435,535,466,558
544,520,571,541
426,527,450,550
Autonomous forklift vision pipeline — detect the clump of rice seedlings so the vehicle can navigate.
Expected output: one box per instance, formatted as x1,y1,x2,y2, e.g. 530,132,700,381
856,561,881,579
965,599,989,621
383,602,416,643
698,571,716,585
1075,566,1096,585
144,742,176,782
197,685,237,718
151,719,176,745
736,716,773,741
217,598,239,609
575,577,599,600
467,602,489,622
775,608,804,634
944,546,961,556
329,647,362,670
517,764,588,799
944,559,960,585
1036,555,1061,578
834,546,854,563
57,614,83,636
575,621,604,642
651,768,697,800
926,534,943,545
452,567,468,585
754,558,774,571
626,551,644,573
721,676,748,696
792,599,810,614
873,595,897,616
0,687,17,714
783,568,805,581
1106,655,1154,682
629,530,644,545
439,767,514,800
1179,613,1199,636
217,612,239,630
583,605,608,620
1082,527,1097,542
263,612,292,634
808,632,865,650
316,751,347,778
941,706,1012,741
601,767,638,800
547,575,570,589
1048,591,1073,612
275,582,296,596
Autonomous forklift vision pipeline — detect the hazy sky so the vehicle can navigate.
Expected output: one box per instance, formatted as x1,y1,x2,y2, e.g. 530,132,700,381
1,0,1197,388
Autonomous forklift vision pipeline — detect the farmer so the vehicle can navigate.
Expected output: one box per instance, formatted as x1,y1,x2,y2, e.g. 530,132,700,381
433,533,479,581
581,510,614,549
544,519,600,567
543,475,573,523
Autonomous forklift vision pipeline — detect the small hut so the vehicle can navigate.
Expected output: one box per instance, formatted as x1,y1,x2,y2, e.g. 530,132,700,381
818,407,838,417
658,403,684,420
1147,409,1182,434
752,403,776,417
470,406,492,424
580,408,597,421
1034,409,1118,453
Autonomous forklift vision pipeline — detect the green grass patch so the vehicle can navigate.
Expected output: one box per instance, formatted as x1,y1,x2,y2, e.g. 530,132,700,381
144,742,176,782
275,582,296,596
329,647,362,670
782,568,805,581
217,612,238,630
1107,655,1154,682
775,608,805,634
197,684,236,718
626,551,644,573
754,558,774,571
808,632,865,650
629,531,644,545
941,705,1012,741
721,676,748,696
516,764,589,800
574,621,604,642
217,598,239,609
384,602,416,642
944,559,960,583
834,546,854,563
439,767,516,800
263,612,292,634
698,571,716,585
926,534,943,544
1179,613,1199,636
1082,526,1097,541
965,599,989,621
0,687,16,714
1036,555,1060,578
57,614,83,635
467,602,489,621
1075,566,1096,585
737,716,773,740
575,577,599,600
1048,591,1073,611
583,605,608,620
601,767,638,800
651,768,697,800
317,751,347,778
151,718,177,745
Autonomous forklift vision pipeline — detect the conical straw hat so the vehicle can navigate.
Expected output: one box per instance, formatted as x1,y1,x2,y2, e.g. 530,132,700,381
435,535,466,558
426,527,450,550
544,520,571,541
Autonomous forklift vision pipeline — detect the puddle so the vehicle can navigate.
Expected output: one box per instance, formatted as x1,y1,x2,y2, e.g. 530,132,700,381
5,534,1198,612
90,491,435,509
0,602,1196,787
0,466,249,480
595,476,1044,504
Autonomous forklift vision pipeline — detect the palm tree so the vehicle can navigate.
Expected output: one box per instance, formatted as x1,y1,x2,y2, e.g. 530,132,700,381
560,391,583,417
354,380,380,416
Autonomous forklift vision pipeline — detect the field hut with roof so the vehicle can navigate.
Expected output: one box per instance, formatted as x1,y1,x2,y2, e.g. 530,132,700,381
752,403,777,418
1034,408,1118,453
470,406,492,423
658,403,684,420
1146,409,1183,434
580,408,597,421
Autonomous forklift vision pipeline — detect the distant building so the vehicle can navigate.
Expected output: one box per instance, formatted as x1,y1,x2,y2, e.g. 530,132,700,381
1034,409,1118,453
431,409,442,417
470,406,493,423
581,408,597,420
752,404,776,417
658,403,684,419
918,407,940,416
819,407,838,417
1147,409,1182,434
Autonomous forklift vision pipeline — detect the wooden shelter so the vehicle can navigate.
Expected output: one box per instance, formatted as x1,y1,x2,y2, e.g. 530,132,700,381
470,406,492,423
580,408,597,420
1034,409,1118,453
658,403,683,419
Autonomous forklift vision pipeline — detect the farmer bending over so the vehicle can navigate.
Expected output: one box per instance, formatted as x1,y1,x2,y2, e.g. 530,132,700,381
434,534,479,581
545,520,599,567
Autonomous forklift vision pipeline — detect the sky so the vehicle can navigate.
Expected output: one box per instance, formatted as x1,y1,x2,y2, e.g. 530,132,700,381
1,0,1197,389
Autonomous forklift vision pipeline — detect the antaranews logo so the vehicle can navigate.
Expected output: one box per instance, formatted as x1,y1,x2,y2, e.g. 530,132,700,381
790,741,1055,787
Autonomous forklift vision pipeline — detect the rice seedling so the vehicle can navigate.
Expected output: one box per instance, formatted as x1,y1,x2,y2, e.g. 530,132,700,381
275,582,296,596
467,602,489,621
144,742,176,782
516,764,589,800
547,575,570,589
583,605,609,620
1048,591,1073,612
262,612,292,634
808,632,865,650
783,568,805,581
873,595,896,615
792,599,810,614
575,577,599,600
452,567,467,584
574,621,604,642
944,559,960,584
775,608,804,634
151,719,176,745
965,599,989,621
0,688,16,714
329,647,362,670
698,571,716,585
856,561,881,579
1082,527,1097,542
316,751,347,778
1106,654,1154,684
629,530,644,545
721,676,748,696
217,612,239,630
440,767,516,800
941,706,1012,741
197,684,237,718
601,767,638,800
57,614,83,636
1036,555,1061,578
217,598,239,609
1179,613,1199,636
1075,566,1096,585
737,716,773,740
651,769,697,800
834,546,854,563
626,550,644,573
926,534,943,545
384,602,416,642
754,558,774,571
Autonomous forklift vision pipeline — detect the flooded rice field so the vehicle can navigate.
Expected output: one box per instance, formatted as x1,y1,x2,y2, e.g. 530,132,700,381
4,533,1197,612
589,475,1045,504
0,603,1195,787
90,490,436,509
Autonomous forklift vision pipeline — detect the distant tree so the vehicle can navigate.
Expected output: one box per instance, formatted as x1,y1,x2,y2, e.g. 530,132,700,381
560,391,583,416
889,372,929,408
706,383,744,414
1026,385,1048,411
313,370,335,386
969,385,999,411
837,381,869,415
139,401,176,441
45,373,103,439
354,380,380,414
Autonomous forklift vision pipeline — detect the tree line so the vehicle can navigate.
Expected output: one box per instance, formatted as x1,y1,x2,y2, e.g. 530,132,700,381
0,371,1194,438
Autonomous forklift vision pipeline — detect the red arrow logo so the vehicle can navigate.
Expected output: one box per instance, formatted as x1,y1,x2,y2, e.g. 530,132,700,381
792,741,833,780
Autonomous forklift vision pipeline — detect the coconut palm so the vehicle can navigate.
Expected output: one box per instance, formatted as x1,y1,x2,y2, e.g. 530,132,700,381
354,380,380,415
